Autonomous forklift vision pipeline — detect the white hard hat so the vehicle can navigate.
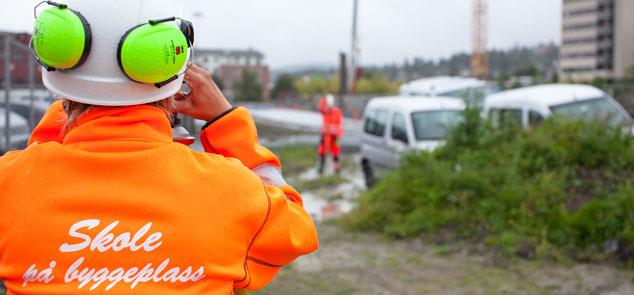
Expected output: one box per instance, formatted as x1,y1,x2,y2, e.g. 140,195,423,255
41,0,187,106
326,94,335,107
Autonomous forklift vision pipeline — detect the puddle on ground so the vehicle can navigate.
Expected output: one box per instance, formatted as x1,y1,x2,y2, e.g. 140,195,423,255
302,192,354,222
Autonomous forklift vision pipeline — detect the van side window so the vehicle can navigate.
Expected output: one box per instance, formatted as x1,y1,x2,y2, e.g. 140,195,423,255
490,108,522,127
529,111,544,126
364,109,389,137
391,113,409,144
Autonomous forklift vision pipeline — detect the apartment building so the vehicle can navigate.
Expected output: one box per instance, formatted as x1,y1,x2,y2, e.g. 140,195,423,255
560,0,634,81
194,49,269,101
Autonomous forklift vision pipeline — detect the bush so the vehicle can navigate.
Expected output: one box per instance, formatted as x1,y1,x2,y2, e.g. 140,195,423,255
345,108,634,263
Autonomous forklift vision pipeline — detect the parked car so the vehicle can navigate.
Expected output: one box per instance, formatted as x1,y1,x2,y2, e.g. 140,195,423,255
7,89,56,103
0,110,31,150
484,84,634,132
2,100,53,129
399,76,499,108
361,97,465,187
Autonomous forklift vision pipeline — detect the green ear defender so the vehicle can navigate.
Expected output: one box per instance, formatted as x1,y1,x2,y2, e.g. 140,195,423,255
118,17,194,88
31,1,92,71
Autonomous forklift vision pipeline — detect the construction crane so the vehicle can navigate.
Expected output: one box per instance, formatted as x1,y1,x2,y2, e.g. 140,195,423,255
471,0,489,80
348,0,360,94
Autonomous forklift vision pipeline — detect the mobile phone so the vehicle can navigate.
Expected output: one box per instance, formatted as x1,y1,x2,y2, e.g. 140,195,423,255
180,82,192,97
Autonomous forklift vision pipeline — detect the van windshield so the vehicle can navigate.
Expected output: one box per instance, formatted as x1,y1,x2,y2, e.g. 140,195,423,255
550,96,632,127
411,110,463,141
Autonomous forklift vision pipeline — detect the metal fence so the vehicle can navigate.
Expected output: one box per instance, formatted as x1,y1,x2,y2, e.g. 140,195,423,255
0,33,50,153
271,95,374,120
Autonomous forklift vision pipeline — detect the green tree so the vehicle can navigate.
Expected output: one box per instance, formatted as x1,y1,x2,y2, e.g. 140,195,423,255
625,66,634,81
294,75,340,99
271,74,297,99
356,73,400,95
234,70,263,102
591,77,608,90
496,73,509,90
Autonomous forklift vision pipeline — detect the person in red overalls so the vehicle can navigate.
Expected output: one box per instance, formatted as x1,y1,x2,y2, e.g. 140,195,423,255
318,94,344,175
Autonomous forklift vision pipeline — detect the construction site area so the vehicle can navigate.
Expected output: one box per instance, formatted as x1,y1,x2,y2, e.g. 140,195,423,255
2,0,634,294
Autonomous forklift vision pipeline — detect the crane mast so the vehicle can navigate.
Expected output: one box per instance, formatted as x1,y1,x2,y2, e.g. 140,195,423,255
471,0,489,80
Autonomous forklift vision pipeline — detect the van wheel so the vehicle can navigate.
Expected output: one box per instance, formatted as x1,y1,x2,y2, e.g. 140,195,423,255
362,160,376,188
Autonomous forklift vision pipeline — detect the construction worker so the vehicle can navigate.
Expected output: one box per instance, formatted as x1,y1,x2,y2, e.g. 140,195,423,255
318,94,344,174
0,1,318,294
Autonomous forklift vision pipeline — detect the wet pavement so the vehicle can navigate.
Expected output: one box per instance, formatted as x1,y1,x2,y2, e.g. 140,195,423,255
296,160,364,222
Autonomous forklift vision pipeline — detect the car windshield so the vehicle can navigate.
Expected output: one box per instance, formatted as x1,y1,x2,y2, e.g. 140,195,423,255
411,110,463,141
550,96,632,127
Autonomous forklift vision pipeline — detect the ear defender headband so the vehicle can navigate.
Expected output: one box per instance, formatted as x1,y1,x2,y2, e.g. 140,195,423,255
31,1,195,89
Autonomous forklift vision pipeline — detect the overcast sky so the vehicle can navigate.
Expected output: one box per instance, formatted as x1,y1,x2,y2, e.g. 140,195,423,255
0,0,561,69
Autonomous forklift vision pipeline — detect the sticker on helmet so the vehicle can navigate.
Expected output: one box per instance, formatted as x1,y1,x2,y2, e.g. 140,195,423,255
163,41,185,65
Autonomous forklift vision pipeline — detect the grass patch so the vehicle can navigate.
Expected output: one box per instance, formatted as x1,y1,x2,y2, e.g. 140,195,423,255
344,107,634,264
295,175,347,193
275,145,317,175
259,267,356,295
434,245,459,257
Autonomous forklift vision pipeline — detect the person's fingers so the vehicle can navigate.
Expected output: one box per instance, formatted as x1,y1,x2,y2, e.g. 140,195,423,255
190,64,208,75
183,75,194,86
173,92,186,101
186,70,206,85
173,98,192,113
188,64,201,71
183,68,198,80
189,65,212,82
174,92,185,101
186,65,203,78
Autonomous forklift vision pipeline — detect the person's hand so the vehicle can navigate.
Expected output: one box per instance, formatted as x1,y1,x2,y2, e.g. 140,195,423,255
173,64,232,122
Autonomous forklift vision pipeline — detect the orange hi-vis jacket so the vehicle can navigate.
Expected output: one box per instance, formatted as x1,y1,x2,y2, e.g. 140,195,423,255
318,99,344,137
0,101,318,294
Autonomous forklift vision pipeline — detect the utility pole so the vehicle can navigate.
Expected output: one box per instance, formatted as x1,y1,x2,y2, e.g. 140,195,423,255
471,0,489,80
348,0,359,95
28,46,35,129
339,52,348,111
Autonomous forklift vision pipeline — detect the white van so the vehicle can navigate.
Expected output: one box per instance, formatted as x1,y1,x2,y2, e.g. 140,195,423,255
361,97,465,187
400,76,498,107
8,89,56,103
484,84,633,130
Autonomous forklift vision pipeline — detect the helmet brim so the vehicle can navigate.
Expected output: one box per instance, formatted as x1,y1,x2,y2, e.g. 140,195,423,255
43,70,183,106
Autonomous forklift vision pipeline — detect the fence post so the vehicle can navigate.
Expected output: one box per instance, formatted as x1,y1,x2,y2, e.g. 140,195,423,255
4,35,12,151
28,51,35,130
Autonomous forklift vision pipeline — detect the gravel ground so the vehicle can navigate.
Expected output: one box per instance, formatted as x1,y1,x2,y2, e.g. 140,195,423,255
260,225,634,295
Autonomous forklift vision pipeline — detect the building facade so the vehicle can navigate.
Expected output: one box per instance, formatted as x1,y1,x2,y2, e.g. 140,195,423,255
217,64,269,102
0,32,44,87
193,49,269,101
560,0,634,81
